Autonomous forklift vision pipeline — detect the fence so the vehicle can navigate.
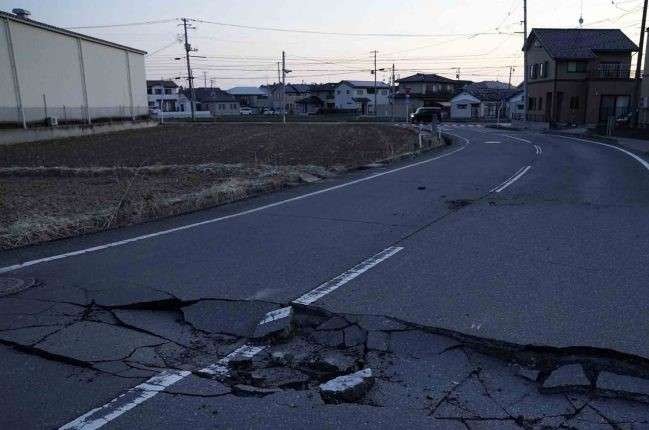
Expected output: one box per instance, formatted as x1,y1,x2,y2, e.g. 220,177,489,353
0,102,149,128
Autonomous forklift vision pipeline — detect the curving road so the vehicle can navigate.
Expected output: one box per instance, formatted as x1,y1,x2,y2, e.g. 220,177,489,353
1,124,649,428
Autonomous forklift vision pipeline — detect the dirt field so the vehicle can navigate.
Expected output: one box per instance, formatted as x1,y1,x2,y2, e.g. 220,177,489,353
1,123,421,249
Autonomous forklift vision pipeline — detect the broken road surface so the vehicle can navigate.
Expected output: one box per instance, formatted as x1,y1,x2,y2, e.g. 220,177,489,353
2,126,649,428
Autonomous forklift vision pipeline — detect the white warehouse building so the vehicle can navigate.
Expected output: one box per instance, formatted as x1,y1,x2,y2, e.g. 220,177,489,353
0,9,147,127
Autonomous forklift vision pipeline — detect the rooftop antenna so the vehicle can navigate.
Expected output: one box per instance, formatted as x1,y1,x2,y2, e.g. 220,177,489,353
579,0,584,27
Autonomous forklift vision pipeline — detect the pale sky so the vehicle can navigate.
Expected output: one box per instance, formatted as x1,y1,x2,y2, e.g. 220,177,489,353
1,0,645,89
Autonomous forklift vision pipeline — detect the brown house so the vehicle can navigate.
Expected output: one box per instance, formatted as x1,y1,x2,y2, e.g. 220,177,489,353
523,28,638,127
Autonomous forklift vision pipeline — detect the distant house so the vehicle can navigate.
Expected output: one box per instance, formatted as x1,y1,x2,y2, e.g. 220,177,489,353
180,87,240,116
523,28,638,127
266,83,310,113
227,87,269,111
294,83,337,114
146,80,180,112
450,81,517,121
394,73,471,118
334,80,390,115
508,91,525,121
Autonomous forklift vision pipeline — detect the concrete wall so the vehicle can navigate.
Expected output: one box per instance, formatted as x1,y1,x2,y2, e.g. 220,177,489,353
0,16,147,126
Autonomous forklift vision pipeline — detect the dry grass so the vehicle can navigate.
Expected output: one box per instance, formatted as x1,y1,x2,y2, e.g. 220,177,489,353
1,123,422,249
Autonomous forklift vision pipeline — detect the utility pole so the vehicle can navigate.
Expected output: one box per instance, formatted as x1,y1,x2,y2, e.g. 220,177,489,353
371,50,378,116
455,67,461,80
182,18,196,121
282,51,292,123
508,66,515,87
391,63,396,122
523,0,528,124
633,0,648,127
203,71,207,88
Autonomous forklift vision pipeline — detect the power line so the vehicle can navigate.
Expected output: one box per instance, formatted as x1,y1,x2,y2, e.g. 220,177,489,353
66,18,178,30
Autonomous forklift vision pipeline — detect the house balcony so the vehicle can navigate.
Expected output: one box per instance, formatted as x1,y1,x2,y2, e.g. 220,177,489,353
589,65,632,80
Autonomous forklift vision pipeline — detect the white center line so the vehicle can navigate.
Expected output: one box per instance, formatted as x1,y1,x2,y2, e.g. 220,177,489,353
555,135,649,172
60,344,266,430
500,134,532,144
1,136,468,275
534,145,542,155
293,246,404,306
59,369,191,430
491,166,532,193
257,306,292,326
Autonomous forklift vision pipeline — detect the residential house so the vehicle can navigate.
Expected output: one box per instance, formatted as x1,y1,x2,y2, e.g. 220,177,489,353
179,87,240,116
334,80,391,115
295,83,337,114
147,80,180,112
394,73,472,119
508,90,525,121
227,87,270,111
450,81,517,121
267,83,311,114
523,28,638,127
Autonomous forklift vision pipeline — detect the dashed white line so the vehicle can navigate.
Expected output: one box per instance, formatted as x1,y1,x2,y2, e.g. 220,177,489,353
500,134,532,144
484,141,502,144
293,246,404,305
59,370,191,430
257,306,292,326
198,344,266,378
534,145,542,155
491,166,532,193
0,137,468,275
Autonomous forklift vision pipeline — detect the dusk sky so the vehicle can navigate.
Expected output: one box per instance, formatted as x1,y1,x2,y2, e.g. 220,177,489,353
1,0,645,88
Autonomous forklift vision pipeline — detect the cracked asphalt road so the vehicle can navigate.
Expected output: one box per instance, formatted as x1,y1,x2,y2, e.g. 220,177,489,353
2,125,649,429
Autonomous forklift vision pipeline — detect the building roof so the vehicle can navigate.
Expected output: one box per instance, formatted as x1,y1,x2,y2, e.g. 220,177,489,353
182,87,237,102
0,9,147,55
288,84,312,93
309,83,338,92
340,80,390,89
295,95,324,105
396,73,457,84
227,87,268,96
524,28,638,59
462,81,518,102
147,80,178,89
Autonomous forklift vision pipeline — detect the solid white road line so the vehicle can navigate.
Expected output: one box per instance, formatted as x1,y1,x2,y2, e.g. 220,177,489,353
534,145,542,155
484,141,501,144
555,135,649,172
293,246,404,305
491,166,532,193
0,137,469,275
59,370,191,430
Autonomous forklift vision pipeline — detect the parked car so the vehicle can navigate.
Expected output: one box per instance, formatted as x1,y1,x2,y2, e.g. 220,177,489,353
148,107,162,117
262,107,277,115
409,107,441,124
240,107,255,115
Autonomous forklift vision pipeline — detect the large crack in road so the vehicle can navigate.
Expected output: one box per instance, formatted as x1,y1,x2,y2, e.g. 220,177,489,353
2,281,649,429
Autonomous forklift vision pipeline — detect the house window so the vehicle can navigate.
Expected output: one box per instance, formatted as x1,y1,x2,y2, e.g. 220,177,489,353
569,96,580,109
147,87,153,95
367,88,376,94
538,97,543,111
357,90,364,95
164,89,172,95
231,104,237,109
517,104,525,110
337,90,341,95
381,90,388,95
530,64,538,79
155,88,163,95
567,61,587,73
528,97,536,110
346,90,350,94
148,101,155,107
457,104,467,110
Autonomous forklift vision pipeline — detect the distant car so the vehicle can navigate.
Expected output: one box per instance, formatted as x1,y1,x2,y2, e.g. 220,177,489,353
409,107,441,124
240,107,255,115
262,107,277,115
148,108,162,116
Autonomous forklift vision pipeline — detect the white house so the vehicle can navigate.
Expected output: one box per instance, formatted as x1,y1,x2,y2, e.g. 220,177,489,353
147,80,180,112
508,91,525,121
334,80,390,115
450,81,517,121
0,8,147,127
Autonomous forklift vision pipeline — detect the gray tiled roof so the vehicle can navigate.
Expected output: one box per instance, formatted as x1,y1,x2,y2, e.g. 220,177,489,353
464,81,517,102
341,80,390,89
397,73,457,84
182,87,237,102
146,80,178,88
525,28,638,59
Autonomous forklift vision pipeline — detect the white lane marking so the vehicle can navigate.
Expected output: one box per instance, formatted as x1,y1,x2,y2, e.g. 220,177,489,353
491,166,532,193
61,344,266,430
484,141,502,144
0,136,469,275
500,134,532,144
555,135,649,172
198,344,266,377
257,306,292,325
59,369,191,430
534,145,542,155
293,246,404,306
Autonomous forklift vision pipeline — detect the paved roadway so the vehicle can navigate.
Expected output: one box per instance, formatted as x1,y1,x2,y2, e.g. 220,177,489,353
1,124,649,428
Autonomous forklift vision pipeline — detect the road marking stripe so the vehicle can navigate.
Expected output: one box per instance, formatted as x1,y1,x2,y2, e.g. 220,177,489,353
500,134,532,144
0,137,468,275
257,306,292,325
292,246,404,305
59,370,191,430
534,145,542,155
491,166,532,193
61,344,266,430
198,344,266,377
555,135,649,172
484,141,501,144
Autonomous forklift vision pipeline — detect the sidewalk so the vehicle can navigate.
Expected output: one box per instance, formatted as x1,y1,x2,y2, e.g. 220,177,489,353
613,136,649,154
